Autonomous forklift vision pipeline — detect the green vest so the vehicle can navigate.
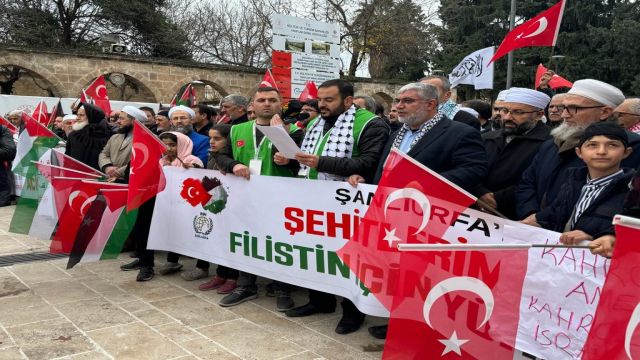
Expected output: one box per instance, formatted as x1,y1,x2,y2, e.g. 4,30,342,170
306,108,377,180
230,120,299,177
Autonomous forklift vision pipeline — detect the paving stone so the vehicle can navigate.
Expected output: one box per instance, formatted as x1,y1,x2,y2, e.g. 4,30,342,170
179,338,241,360
57,297,136,331
88,322,186,360
30,278,99,305
0,293,61,327
0,276,29,298
6,318,93,360
150,295,238,328
0,347,26,360
9,261,70,285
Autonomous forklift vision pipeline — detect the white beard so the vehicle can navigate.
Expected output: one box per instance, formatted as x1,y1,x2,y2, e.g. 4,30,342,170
550,122,587,142
72,122,88,131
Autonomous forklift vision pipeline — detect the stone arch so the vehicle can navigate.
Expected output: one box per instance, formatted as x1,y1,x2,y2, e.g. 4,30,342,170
72,67,157,103
372,91,394,111
168,75,229,105
0,61,64,97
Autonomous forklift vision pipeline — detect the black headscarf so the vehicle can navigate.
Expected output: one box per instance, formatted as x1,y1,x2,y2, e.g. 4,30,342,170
65,102,113,170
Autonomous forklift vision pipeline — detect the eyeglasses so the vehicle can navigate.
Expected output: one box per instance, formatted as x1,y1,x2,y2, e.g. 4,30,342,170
499,108,538,116
560,105,604,115
615,111,640,118
393,97,423,105
493,107,504,112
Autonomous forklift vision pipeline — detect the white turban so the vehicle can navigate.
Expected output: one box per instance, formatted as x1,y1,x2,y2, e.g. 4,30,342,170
496,90,509,102
168,105,195,119
568,79,625,108
122,106,148,123
9,110,22,116
504,87,550,110
62,114,77,123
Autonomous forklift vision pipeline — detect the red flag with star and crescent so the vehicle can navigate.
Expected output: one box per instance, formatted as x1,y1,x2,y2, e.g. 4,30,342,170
260,69,279,90
581,215,640,360
338,149,529,359
31,99,49,125
535,64,573,89
489,0,566,64
82,75,111,114
127,120,166,211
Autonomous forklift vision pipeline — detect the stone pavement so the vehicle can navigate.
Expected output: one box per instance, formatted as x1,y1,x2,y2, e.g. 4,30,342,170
0,205,386,360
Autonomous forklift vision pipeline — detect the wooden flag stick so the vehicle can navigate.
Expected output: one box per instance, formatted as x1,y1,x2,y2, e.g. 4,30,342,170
398,243,592,251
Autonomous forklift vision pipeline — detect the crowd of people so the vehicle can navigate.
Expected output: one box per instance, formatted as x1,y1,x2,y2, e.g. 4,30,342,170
2,73,640,340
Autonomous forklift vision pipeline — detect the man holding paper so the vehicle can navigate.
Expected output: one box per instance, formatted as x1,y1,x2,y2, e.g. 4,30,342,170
211,86,303,309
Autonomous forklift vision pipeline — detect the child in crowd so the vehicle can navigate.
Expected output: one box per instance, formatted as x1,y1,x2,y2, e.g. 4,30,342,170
198,124,240,294
156,132,211,280
529,122,635,255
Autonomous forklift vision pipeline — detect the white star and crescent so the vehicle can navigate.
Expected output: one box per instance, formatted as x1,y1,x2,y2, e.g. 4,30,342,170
625,302,640,359
383,188,431,235
516,17,548,39
131,142,150,175
383,227,401,246
95,84,108,98
423,276,495,356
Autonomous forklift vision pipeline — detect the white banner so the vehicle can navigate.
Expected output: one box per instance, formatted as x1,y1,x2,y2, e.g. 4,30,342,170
272,14,340,44
448,46,495,90
149,167,605,359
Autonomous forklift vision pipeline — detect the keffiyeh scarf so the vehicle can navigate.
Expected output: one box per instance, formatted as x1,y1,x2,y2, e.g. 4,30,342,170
391,113,445,152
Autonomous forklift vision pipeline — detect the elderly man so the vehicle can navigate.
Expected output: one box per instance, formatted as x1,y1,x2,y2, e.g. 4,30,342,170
220,94,249,125
353,95,377,113
6,110,23,132
475,88,551,219
615,98,640,133
518,79,640,221
421,75,480,130
168,105,209,164
154,110,171,135
547,93,566,128
61,115,76,136
99,106,145,180
65,103,112,170
348,82,487,339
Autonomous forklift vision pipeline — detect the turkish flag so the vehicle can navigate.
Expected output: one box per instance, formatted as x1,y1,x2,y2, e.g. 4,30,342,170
534,64,573,89
83,75,112,114
490,0,566,64
127,120,166,211
337,149,478,310
582,216,640,359
260,69,279,90
49,180,123,254
298,81,318,102
0,115,17,135
31,100,49,125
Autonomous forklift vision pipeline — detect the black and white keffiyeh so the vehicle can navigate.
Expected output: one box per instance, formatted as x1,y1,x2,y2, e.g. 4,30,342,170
299,105,357,181
391,112,444,151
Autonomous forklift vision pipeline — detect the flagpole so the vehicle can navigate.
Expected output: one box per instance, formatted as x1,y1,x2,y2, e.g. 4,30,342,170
506,0,517,89
397,243,593,251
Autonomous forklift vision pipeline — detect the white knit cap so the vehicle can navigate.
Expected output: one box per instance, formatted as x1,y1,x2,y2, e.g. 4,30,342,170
62,114,77,122
568,79,625,108
168,105,195,119
121,106,148,123
504,87,551,110
459,107,479,119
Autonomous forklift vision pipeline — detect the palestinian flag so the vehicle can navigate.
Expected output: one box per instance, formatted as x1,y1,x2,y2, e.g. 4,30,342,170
9,117,61,234
46,100,65,129
173,84,196,107
67,185,138,269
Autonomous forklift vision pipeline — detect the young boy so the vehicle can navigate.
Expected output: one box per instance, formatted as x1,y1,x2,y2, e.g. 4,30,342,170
530,122,634,249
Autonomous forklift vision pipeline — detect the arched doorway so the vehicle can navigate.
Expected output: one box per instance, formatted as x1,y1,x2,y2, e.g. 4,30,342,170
82,73,156,102
0,64,60,97
171,80,228,106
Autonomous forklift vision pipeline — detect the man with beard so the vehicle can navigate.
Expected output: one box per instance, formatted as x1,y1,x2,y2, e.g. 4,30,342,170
220,94,249,125
347,82,487,339
212,87,304,310
475,88,551,219
491,90,509,130
547,94,566,128
65,103,112,170
154,110,172,135
517,79,640,221
99,106,146,180
168,105,209,165
280,79,390,335
614,98,640,133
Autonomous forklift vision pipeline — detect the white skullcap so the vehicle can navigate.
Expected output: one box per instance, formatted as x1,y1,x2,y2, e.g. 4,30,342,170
496,90,509,102
168,105,195,119
122,106,147,122
9,110,22,116
62,114,77,122
568,79,625,108
459,107,479,119
504,87,550,110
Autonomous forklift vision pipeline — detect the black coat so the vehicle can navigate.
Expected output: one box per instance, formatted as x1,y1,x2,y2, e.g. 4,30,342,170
536,167,634,238
453,110,480,131
475,121,551,219
0,126,16,206
65,103,112,170
374,118,488,192
516,130,640,219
